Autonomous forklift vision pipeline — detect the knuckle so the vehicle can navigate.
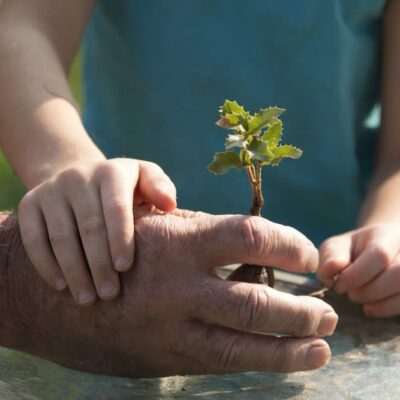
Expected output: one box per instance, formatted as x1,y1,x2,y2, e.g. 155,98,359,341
367,242,391,269
292,302,318,337
105,201,131,219
283,227,309,266
269,341,295,373
88,255,109,274
81,216,105,237
237,286,269,331
216,335,242,371
20,225,40,248
96,161,121,180
59,166,89,188
240,217,268,258
49,225,75,244
18,193,34,215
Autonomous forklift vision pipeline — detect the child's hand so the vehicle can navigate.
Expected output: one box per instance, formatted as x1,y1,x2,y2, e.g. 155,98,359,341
18,158,176,305
318,224,400,317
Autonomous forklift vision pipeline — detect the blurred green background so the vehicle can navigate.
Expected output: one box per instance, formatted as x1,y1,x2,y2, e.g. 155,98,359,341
0,55,82,210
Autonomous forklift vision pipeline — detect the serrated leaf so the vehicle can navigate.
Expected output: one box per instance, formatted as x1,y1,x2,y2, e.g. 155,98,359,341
220,100,249,119
262,119,283,149
207,151,243,175
248,107,285,134
273,145,302,159
225,134,246,150
247,138,274,162
267,145,303,166
217,100,250,131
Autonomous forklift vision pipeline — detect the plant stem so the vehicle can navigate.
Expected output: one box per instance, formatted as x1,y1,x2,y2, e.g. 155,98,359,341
234,162,274,287
249,161,264,217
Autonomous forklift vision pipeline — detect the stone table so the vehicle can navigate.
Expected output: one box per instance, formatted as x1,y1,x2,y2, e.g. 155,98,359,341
1,270,400,400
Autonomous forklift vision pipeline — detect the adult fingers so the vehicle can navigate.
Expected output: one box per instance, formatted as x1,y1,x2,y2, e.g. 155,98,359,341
317,234,352,287
348,254,400,304
39,190,96,305
18,195,67,291
196,215,319,273
98,159,138,272
173,321,331,374
138,161,177,212
69,184,120,301
335,231,400,294
192,279,337,337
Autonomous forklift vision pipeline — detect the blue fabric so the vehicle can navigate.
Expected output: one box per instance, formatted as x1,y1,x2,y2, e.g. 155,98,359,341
83,0,387,245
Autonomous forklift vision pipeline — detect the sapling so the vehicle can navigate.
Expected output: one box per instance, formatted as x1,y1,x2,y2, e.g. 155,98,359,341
208,100,302,286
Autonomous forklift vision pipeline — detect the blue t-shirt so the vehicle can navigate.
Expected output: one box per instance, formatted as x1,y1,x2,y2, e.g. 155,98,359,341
83,0,387,245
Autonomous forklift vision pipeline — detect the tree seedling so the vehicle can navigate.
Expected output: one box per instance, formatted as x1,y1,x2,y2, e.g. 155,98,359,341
208,100,302,286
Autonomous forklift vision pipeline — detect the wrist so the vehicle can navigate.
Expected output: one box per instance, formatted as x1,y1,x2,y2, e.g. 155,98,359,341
26,147,106,188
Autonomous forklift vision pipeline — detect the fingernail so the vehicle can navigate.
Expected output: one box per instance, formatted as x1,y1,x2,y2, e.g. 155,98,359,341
334,279,346,294
306,342,331,368
55,278,67,291
306,248,319,272
100,282,118,298
78,290,95,305
317,311,338,336
114,256,130,272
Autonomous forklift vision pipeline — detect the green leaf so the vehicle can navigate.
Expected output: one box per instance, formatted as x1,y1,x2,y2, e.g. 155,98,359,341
240,148,252,166
248,107,285,134
247,138,274,162
262,119,283,149
268,145,303,166
220,100,249,119
225,134,246,150
207,151,243,175
217,100,250,131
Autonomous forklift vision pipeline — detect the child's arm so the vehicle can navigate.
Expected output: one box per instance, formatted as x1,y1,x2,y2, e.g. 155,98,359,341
0,0,101,185
0,1,176,304
318,0,400,317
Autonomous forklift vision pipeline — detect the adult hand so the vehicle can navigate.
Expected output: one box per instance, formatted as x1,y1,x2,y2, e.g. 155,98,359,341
318,224,400,318
4,209,337,377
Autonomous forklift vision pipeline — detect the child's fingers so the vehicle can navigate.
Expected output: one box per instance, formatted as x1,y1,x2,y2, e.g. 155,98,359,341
18,195,67,291
138,161,177,211
69,185,120,300
335,232,400,294
318,234,352,287
348,255,400,304
363,293,400,318
99,159,138,273
39,191,96,305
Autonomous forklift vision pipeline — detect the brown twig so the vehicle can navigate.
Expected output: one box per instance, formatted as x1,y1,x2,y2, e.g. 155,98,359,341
229,160,275,287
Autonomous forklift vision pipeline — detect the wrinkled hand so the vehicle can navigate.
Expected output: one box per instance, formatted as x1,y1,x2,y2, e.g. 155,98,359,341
16,208,339,377
18,158,176,304
318,224,400,318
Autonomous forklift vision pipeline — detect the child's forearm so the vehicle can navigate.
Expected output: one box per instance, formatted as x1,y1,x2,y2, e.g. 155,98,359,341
0,1,100,189
358,167,400,226
358,0,400,227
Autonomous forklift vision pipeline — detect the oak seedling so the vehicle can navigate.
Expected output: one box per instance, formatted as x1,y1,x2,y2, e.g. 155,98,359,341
208,100,302,286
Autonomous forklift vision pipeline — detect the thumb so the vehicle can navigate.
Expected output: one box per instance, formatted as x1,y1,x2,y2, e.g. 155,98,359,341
318,234,352,287
137,161,177,212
